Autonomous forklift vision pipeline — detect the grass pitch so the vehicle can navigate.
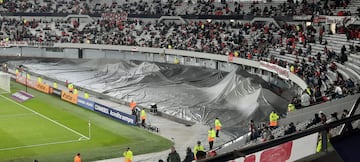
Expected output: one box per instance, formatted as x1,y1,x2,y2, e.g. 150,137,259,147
0,82,172,161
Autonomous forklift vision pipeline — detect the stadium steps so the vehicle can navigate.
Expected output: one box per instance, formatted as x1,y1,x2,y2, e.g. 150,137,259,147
335,67,351,80
348,54,360,67
345,62,360,74
281,94,359,126
327,70,338,84
323,34,360,46
335,62,360,83
268,49,296,63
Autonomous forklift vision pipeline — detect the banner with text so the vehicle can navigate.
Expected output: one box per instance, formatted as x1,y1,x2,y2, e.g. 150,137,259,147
233,133,318,162
35,82,50,94
94,103,136,125
293,15,312,21
61,91,78,104
77,97,95,111
325,16,348,24
0,41,28,47
101,12,128,21
259,61,290,80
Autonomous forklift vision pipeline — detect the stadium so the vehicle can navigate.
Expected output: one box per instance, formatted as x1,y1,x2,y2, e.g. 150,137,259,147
0,0,360,161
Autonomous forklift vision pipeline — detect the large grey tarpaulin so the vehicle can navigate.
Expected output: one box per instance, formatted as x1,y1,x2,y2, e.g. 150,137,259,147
10,59,289,137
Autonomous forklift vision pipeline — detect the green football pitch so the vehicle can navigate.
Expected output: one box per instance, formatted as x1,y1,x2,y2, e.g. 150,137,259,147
0,82,172,161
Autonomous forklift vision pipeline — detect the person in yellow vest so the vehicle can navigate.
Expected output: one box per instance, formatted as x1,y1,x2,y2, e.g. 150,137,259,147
214,118,222,137
193,141,204,160
53,82,58,88
73,89,78,95
288,102,295,112
68,83,74,93
15,69,19,76
290,65,295,73
316,135,322,153
140,108,146,128
123,147,133,162
37,77,42,83
168,44,172,49
306,87,312,95
174,57,180,64
208,127,216,150
234,51,239,57
84,92,89,99
269,111,279,129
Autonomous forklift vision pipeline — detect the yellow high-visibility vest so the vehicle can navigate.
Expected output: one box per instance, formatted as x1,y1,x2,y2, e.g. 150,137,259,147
208,129,216,141
234,51,239,57
288,104,295,112
193,144,204,158
84,92,89,99
37,77,42,83
123,150,133,160
306,88,312,95
73,89,78,95
215,119,222,130
174,58,180,64
141,110,146,120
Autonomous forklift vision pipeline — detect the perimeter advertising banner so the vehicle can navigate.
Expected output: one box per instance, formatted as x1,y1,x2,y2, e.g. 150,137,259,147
35,82,50,94
61,90,78,104
77,97,95,111
232,133,318,162
94,103,136,125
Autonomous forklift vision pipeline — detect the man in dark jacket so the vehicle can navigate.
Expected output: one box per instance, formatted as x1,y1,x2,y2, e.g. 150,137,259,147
284,122,297,135
182,147,194,162
167,146,181,162
306,113,321,129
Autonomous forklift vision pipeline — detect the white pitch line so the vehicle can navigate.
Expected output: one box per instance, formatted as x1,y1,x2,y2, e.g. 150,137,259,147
0,139,89,151
0,95,89,140
0,113,35,119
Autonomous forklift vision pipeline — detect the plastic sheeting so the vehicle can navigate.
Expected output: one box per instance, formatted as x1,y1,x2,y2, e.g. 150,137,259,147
11,59,289,137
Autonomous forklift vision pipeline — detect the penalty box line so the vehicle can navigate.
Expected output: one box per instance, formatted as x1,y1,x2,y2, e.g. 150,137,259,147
0,95,89,140
0,138,89,151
